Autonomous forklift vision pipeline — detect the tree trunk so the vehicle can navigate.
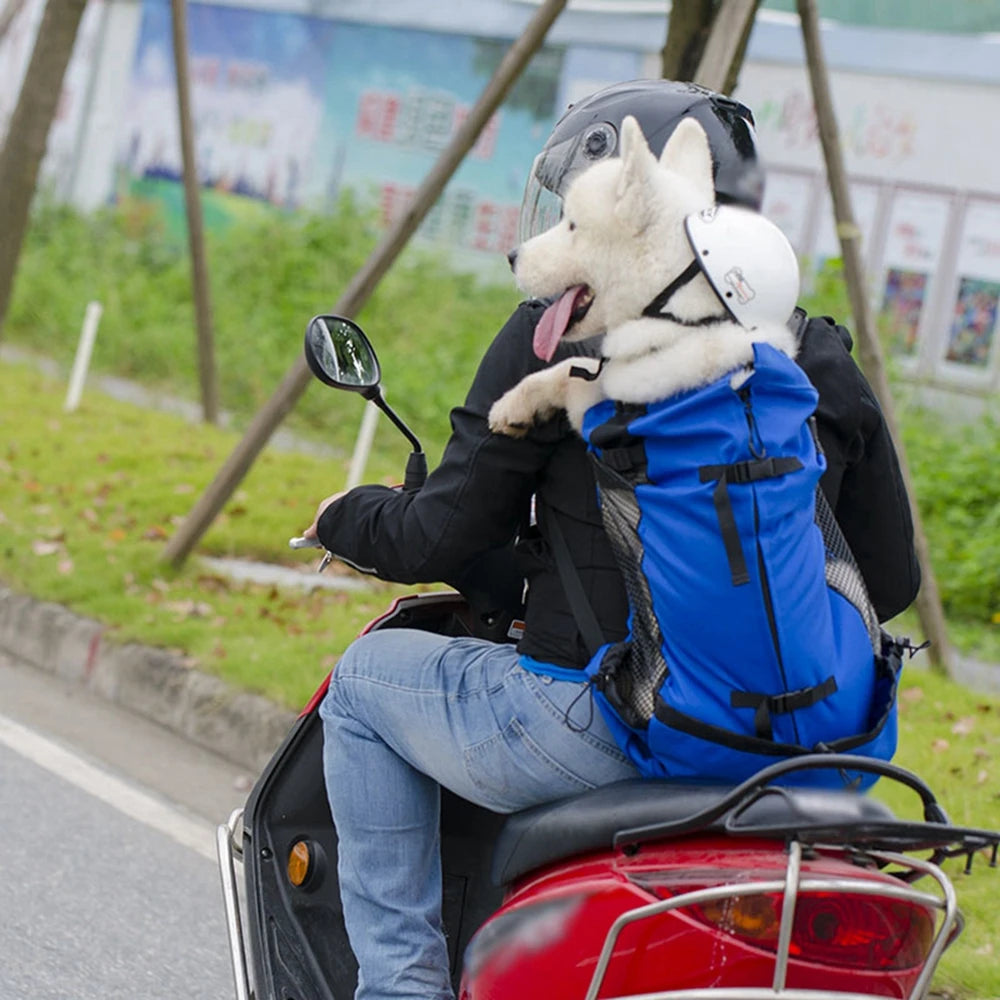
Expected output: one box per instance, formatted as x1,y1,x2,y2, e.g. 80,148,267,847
0,0,88,339
661,0,714,82
693,0,761,94
721,0,763,94
661,0,761,95
796,0,955,677
171,0,219,424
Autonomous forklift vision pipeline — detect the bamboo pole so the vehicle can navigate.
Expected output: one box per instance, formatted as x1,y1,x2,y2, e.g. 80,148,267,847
692,0,760,93
0,0,87,338
796,0,954,676
162,0,570,567
171,0,219,424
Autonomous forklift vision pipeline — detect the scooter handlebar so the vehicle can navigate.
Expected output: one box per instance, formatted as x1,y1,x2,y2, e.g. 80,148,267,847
288,535,324,550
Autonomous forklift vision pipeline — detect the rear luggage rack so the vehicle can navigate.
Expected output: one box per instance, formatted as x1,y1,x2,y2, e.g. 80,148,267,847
614,753,1000,871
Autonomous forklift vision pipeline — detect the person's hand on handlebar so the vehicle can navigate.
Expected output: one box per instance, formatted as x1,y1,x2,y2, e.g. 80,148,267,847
303,490,347,541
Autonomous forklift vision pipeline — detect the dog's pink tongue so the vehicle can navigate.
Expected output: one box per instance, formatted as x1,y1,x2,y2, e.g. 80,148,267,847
533,286,587,361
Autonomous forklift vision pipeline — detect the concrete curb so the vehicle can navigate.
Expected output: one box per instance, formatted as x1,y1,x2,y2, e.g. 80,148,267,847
0,585,297,772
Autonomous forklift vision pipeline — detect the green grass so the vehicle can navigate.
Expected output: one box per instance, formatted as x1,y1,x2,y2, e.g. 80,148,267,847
0,358,428,707
874,668,1000,996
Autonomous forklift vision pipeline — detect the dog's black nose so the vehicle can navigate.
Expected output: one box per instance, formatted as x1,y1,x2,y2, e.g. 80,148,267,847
507,248,518,271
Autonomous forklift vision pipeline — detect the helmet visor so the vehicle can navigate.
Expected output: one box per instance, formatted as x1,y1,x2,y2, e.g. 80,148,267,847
516,122,619,243
518,161,565,243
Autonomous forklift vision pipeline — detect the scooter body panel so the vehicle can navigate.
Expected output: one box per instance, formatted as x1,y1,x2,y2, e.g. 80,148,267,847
462,839,930,1000
240,593,508,1000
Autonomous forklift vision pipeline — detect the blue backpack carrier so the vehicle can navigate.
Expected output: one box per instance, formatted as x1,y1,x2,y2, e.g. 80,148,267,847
580,343,903,789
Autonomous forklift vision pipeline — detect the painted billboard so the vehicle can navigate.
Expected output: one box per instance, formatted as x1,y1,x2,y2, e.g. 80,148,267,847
113,1,639,265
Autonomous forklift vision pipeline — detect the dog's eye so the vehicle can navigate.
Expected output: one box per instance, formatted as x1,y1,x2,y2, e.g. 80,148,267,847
568,221,576,232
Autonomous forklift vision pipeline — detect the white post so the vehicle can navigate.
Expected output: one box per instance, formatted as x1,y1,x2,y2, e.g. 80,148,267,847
346,400,380,490
64,299,102,412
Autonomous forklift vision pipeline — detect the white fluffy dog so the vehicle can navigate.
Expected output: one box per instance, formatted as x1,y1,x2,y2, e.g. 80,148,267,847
488,115,798,436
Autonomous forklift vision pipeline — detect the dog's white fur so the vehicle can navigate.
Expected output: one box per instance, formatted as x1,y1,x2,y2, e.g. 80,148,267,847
489,116,797,435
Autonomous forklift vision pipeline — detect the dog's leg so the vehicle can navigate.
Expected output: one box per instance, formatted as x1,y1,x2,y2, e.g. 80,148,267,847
489,357,602,437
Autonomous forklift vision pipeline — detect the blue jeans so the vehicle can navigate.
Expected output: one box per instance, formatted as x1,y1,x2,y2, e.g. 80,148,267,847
320,628,637,1000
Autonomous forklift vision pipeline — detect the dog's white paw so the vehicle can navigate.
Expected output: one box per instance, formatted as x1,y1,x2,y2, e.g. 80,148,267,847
488,388,536,438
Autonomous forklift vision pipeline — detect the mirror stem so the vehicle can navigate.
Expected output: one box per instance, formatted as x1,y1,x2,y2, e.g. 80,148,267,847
367,387,425,460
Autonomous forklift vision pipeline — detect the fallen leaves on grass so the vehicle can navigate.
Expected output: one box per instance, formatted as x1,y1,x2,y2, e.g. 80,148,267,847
164,599,214,619
952,716,977,736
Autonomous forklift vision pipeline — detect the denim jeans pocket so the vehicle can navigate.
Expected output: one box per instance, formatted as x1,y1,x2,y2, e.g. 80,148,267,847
462,715,593,813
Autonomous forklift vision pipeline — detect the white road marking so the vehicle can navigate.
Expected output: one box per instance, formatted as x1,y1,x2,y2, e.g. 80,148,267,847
0,712,217,862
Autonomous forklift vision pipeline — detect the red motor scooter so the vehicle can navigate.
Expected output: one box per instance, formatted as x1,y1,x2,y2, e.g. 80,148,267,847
216,315,1000,1000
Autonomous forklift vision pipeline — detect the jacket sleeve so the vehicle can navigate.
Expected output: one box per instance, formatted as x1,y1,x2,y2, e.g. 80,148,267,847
315,301,557,589
796,315,921,621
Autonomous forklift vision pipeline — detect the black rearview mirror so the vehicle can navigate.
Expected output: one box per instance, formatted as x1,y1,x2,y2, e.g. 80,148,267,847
304,315,381,394
302,312,428,491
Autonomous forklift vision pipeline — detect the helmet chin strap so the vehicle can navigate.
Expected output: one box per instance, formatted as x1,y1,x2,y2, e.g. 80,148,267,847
641,257,729,326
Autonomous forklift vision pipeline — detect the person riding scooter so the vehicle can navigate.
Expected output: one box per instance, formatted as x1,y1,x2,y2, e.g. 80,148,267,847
303,80,920,1000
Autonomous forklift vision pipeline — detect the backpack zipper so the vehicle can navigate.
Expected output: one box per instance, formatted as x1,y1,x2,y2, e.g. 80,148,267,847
740,387,803,744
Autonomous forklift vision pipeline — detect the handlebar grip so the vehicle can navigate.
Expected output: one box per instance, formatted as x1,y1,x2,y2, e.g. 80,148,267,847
288,535,324,550
403,451,428,492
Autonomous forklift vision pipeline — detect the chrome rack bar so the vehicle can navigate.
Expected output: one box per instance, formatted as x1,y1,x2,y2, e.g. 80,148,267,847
216,808,252,1000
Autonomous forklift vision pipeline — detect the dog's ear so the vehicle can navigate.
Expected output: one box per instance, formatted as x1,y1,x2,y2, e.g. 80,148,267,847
615,115,658,234
659,118,715,206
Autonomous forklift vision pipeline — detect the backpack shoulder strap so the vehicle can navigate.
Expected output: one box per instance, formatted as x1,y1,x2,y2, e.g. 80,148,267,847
544,506,606,659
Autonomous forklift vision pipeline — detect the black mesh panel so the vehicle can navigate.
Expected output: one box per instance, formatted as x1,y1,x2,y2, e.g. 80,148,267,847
590,457,666,724
814,487,881,651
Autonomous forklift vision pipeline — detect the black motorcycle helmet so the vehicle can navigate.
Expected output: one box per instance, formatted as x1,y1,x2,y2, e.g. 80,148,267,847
518,79,764,241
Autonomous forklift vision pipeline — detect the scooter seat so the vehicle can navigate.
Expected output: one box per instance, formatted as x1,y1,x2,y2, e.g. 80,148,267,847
492,777,897,885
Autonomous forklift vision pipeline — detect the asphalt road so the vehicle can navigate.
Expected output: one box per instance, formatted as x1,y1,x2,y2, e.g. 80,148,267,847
0,652,254,1000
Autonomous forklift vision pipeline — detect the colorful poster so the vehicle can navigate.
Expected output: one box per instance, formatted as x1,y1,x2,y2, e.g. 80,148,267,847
113,0,633,266
306,21,568,258
877,190,952,356
880,269,928,355
944,199,1000,368
117,2,337,216
947,278,1000,367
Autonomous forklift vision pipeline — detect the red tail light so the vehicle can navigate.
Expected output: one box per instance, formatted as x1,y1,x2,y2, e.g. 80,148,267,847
635,879,935,971
795,893,933,970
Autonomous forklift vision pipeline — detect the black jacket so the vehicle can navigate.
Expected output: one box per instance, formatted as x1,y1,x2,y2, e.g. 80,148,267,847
317,301,920,669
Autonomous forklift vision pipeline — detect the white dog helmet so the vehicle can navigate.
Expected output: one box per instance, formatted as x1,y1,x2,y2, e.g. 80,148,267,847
519,79,763,241
684,205,801,330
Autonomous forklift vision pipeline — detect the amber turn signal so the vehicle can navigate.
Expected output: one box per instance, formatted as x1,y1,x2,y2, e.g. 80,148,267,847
287,840,312,887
